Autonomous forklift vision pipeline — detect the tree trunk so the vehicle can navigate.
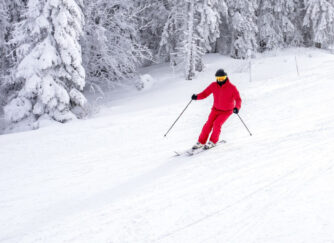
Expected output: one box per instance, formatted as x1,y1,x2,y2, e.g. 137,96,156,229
185,0,195,80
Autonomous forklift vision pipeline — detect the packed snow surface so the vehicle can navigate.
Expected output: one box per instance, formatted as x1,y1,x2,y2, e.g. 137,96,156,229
1,48,334,243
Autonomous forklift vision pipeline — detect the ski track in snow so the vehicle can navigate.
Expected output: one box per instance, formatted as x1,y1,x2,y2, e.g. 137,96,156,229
0,48,334,243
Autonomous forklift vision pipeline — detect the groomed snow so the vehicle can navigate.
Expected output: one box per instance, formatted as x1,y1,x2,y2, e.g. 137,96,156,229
1,48,334,243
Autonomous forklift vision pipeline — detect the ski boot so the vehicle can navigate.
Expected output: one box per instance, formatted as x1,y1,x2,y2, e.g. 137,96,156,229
204,141,216,150
192,142,204,150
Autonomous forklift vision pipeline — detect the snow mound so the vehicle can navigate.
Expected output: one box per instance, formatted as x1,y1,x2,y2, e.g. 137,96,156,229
136,74,155,91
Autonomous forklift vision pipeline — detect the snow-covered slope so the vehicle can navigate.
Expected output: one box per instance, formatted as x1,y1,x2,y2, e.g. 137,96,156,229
1,48,334,243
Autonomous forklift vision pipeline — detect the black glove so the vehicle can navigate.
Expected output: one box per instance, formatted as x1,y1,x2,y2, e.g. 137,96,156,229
192,94,198,100
233,108,239,114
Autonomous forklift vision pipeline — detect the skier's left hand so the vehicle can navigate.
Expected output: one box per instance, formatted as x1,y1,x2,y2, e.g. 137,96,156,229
233,108,239,114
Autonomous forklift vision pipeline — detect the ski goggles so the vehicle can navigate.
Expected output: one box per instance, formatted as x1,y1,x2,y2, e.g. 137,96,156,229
216,76,227,81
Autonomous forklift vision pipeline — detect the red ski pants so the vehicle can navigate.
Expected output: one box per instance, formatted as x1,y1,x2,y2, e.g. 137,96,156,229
198,108,232,144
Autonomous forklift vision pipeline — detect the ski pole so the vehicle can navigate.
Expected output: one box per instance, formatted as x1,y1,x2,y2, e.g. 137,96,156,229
164,99,193,137
236,114,252,136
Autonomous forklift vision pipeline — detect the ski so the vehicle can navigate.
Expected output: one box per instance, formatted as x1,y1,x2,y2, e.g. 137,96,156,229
186,140,226,156
174,148,195,157
174,140,226,157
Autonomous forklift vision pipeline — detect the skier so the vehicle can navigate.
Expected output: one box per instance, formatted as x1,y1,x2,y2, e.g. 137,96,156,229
191,69,242,150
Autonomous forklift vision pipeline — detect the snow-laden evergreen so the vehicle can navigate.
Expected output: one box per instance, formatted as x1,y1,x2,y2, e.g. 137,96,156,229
4,0,86,128
134,0,169,63
159,0,190,78
303,0,334,48
158,0,185,65
257,0,283,51
0,0,7,110
227,0,258,59
82,0,152,93
257,0,304,52
0,0,26,109
194,0,223,72
0,0,8,81
160,0,223,80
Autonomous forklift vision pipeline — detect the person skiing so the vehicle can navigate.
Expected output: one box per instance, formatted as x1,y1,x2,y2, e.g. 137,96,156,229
191,69,242,150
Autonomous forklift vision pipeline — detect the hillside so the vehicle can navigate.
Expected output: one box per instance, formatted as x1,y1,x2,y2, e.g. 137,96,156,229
1,48,334,243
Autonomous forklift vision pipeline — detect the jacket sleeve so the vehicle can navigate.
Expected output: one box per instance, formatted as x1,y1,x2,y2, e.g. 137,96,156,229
197,83,213,100
234,86,242,110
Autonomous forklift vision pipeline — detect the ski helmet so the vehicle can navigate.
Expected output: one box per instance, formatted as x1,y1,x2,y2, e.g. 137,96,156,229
215,69,227,77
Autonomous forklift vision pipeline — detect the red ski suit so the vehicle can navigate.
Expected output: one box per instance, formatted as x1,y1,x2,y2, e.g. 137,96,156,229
196,79,242,144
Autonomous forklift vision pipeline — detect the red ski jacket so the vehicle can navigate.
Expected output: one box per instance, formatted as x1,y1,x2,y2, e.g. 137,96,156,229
197,79,242,111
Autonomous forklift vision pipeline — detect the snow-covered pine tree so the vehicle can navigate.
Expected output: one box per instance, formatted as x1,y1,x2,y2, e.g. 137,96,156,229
0,0,27,108
5,1,30,70
211,0,230,55
0,0,8,79
303,0,334,48
82,0,151,93
194,0,223,71
284,0,305,46
227,0,258,59
176,0,207,80
158,0,186,65
160,0,217,80
159,0,190,78
4,0,86,128
134,0,168,64
257,0,304,52
0,0,7,110
257,0,284,51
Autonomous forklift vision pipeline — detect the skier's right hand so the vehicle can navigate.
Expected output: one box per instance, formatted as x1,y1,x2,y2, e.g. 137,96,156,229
192,94,198,100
